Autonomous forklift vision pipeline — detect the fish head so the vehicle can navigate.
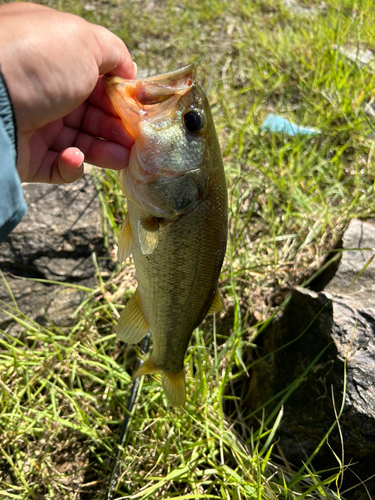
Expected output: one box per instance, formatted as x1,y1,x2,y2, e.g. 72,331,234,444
104,65,220,218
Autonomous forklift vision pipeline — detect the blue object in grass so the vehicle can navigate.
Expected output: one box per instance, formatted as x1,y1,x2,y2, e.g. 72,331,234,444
260,114,320,136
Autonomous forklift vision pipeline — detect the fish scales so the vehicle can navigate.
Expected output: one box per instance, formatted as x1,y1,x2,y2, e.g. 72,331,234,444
104,65,227,406
129,179,226,373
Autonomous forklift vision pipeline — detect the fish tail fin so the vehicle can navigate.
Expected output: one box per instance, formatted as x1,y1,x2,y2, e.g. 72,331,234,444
162,370,186,407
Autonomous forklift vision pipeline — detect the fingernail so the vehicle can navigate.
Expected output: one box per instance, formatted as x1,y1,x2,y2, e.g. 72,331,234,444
133,61,138,78
77,163,84,178
71,148,84,164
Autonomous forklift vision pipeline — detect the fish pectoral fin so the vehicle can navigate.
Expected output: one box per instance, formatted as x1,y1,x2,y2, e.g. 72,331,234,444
116,288,149,343
207,289,225,315
140,217,159,232
138,218,159,255
162,370,186,407
118,212,133,263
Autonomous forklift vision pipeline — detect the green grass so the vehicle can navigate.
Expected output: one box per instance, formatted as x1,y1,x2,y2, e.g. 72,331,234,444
1,0,375,498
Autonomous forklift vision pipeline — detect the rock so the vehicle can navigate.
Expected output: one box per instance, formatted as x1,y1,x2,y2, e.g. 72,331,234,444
0,174,116,331
325,218,375,308
240,219,375,500
338,46,375,71
282,0,322,18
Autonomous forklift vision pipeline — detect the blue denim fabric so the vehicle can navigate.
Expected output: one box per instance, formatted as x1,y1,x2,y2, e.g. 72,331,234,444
0,69,27,242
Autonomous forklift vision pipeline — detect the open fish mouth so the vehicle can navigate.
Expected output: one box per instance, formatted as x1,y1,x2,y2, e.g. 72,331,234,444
104,65,196,140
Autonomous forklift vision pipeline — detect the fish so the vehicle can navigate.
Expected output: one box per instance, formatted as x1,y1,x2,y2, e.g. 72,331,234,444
104,65,227,407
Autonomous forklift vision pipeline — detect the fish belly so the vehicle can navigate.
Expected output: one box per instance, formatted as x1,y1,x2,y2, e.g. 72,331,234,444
128,191,226,375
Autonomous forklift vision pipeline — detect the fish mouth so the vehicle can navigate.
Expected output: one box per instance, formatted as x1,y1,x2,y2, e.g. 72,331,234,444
132,64,195,105
104,65,195,139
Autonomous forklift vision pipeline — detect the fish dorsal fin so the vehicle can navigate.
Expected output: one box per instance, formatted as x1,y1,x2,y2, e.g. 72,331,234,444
162,370,186,407
207,289,225,315
138,218,159,255
117,212,133,263
116,288,149,343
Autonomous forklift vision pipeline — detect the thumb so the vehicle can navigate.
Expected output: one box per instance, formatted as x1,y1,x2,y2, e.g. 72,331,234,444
55,148,85,183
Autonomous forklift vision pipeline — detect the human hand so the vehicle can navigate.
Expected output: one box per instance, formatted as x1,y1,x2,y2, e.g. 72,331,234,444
0,2,136,183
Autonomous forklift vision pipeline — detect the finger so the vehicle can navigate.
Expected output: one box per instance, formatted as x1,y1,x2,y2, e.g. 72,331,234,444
74,133,130,170
88,77,121,117
92,25,136,79
62,102,134,148
35,148,84,183
48,124,132,169
42,137,128,179
27,121,62,180
57,148,85,182
29,119,131,180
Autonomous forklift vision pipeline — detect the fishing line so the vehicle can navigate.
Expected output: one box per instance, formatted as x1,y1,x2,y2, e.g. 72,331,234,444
106,332,150,500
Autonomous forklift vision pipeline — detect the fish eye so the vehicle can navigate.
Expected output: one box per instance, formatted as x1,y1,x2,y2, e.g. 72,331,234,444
183,110,204,134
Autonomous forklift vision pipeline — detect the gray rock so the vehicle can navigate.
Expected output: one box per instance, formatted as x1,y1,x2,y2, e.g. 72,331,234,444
0,174,115,331
325,218,375,308
242,219,375,500
282,0,322,18
338,46,375,71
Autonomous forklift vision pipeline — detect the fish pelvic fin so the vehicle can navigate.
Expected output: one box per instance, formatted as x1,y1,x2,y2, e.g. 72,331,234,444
118,211,133,263
116,288,149,343
162,370,186,407
207,288,225,315
138,218,159,255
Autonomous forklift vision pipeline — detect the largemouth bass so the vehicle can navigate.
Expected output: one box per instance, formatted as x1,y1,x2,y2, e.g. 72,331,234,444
104,65,227,407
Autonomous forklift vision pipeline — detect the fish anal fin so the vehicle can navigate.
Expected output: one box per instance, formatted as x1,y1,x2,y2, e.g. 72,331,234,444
132,356,159,380
116,289,149,343
207,289,225,315
138,219,159,255
162,370,186,407
133,358,186,407
118,212,133,263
